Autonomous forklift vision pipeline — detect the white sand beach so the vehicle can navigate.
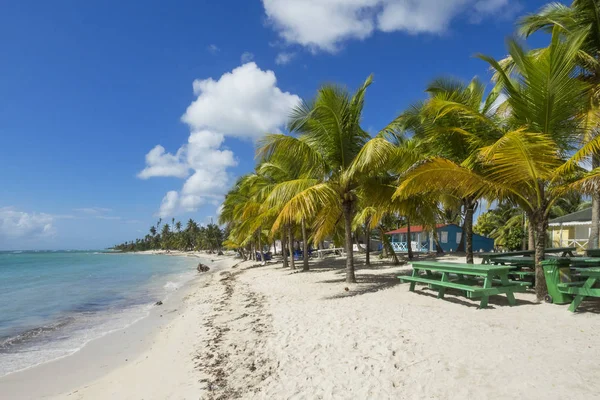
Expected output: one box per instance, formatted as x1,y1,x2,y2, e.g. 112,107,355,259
2,254,600,399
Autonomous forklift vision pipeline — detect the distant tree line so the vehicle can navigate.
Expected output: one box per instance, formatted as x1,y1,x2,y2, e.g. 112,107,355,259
112,218,226,253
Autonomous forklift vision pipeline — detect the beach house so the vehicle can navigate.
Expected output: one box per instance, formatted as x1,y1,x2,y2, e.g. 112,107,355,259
386,223,495,253
548,208,593,252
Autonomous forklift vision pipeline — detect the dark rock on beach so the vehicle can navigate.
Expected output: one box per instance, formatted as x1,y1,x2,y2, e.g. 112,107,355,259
197,263,210,273
155,301,163,306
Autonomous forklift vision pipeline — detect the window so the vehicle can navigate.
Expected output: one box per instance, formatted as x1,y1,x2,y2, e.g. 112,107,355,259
441,231,448,243
456,232,462,244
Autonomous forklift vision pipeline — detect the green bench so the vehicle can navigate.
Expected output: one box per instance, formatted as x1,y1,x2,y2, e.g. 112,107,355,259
585,249,600,258
480,247,577,264
399,262,528,308
493,256,600,269
559,268,600,312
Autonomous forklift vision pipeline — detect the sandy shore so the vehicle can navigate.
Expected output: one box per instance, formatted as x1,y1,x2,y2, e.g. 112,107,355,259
2,253,600,399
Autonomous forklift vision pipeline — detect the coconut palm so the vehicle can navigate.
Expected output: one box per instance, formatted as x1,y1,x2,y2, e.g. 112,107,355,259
256,158,313,271
518,0,600,248
379,77,504,263
396,28,593,299
258,76,375,283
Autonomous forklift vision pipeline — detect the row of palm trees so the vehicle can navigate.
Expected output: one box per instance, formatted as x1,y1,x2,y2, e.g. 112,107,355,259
220,1,600,300
112,218,225,253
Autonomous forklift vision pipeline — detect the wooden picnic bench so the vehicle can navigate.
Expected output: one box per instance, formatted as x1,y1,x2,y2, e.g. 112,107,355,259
585,249,600,258
558,267,600,312
480,247,577,264
316,248,345,259
398,262,529,308
493,256,600,269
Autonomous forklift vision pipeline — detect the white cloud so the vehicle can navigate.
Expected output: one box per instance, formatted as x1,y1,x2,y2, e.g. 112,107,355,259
275,52,296,65
207,44,220,53
137,145,190,179
262,0,517,52
0,207,55,239
96,216,122,221
182,62,300,140
158,191,180,217
74,207,112,214
143,63,298,217
152,131,237,217
241,51,255,63
474,0,507,14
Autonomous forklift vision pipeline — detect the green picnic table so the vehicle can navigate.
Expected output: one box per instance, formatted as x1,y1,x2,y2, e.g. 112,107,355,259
488,256,536,282
480,247,577,264
585,248,600,257
480,250,533,264
398,261,528,308
558,267,600,312
493,256,600,268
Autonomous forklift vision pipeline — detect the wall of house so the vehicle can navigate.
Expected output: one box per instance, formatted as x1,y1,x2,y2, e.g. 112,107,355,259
437,225,460,252
389,224,494,253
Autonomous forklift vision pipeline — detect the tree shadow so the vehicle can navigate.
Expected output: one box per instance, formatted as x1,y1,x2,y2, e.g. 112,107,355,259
322,271,407,300
406,286,540,309
572,297,600,314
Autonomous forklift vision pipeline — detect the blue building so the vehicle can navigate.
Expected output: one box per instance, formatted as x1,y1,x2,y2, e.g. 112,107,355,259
386,223,494,253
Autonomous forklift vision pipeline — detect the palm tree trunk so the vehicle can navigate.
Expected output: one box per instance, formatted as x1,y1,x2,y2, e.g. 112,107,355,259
281,228,288,268
433,230,444,254
406,217,414,260
379,226,399,265
528,219,535,251
590,155,600,249
343,201,356,283
533,211,549,300
464,199,475,264
365,218,371,266
288,225,295,270
301,218,309,271
258,229,264,265
522,212,527,250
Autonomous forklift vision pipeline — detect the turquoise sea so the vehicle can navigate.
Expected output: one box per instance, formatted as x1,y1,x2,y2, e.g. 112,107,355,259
0,251,200,377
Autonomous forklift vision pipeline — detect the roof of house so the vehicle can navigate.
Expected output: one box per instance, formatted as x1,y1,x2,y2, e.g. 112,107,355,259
549,207,592,226
386,223,449,235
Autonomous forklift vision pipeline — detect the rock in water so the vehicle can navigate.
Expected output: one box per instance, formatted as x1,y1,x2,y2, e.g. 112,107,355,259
155,301,163,306
197,263,210,272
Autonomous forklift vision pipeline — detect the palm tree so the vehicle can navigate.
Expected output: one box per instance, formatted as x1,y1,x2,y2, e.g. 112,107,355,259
396,28,593,299
386,77,504,263
518,0,600,249
259,76,375,283
161,223,171,250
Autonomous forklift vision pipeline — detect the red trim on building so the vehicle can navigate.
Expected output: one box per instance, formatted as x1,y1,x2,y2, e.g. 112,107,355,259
385,224,447,235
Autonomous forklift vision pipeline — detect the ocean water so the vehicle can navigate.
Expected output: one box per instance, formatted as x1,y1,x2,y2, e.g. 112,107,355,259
0,251,201,377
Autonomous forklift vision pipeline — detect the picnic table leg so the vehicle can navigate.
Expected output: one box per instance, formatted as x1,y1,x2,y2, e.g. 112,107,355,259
437,272,449,299
479,274,493,308
499,272,516,306
409,268,418,292
568,278,597,312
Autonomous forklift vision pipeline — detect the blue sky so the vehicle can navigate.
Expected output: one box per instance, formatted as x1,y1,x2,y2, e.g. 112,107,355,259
0,0,550,250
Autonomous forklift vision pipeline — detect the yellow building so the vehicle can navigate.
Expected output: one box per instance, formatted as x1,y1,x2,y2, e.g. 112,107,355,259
548,208,592,253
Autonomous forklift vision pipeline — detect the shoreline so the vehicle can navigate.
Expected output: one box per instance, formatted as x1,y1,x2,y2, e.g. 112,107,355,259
0,253,241,399
2,254,600,399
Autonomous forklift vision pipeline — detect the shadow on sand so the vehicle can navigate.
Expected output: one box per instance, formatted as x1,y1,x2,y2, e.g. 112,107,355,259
571,297,600,314
407,288,540,309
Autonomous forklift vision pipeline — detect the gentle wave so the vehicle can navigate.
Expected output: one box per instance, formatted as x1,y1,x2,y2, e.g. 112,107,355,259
0,252,201,377
0,317,74,352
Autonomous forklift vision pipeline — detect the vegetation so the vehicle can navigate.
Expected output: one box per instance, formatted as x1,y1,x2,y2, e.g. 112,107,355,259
116,1,600,301
113,218,225,253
